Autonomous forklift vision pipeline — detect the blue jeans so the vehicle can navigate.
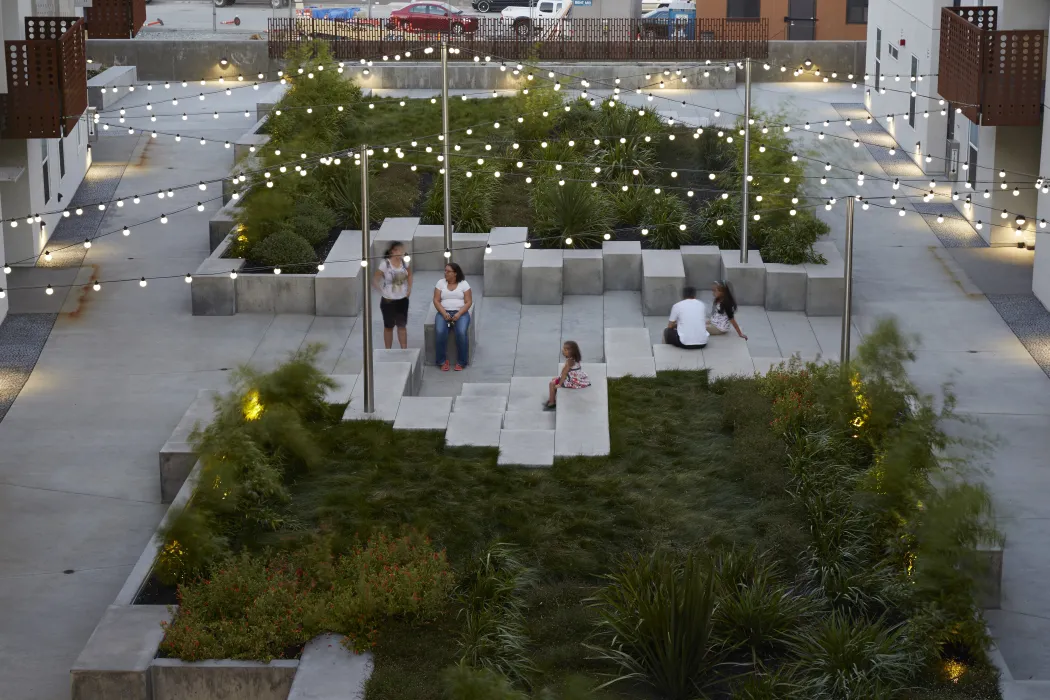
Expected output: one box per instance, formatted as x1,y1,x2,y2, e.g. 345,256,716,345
434,310,470,366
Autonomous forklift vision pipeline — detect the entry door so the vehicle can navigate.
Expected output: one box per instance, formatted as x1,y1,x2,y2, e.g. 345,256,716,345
786,0,816,39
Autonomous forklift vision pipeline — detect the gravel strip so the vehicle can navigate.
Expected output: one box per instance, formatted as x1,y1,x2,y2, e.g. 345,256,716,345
986,293,1050,379
0,314,58,423
911,201,987,248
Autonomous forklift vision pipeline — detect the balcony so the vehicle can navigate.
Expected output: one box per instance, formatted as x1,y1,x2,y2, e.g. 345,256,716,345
937,6,1046,127
1,17,87,139
85,0,147,39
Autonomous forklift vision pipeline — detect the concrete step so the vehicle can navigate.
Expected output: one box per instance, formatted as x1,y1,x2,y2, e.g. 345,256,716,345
605,327,657,379
497,429,555,467
703,334,755,379
502,410,556,430
287,633,372,700
342,361,412,423
554,363,610,457
393,396,453,431
453,394,507,413
325,374,359,405
522,248,564,304
652,344,705,372
445,411,503,447
460,382,511,399
506,376,552,412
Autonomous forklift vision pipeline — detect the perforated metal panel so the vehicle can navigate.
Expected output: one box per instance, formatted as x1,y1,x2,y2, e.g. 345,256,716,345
937,6,1046,127
84,0,146,39
3,17,86,139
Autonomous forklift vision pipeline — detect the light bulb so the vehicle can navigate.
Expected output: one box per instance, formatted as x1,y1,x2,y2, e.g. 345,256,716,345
184,274,193,283
92,281,101,292
44,250,52,261
122,227,130,236
45,285,54,295
83,239,91,249
139,277,147,287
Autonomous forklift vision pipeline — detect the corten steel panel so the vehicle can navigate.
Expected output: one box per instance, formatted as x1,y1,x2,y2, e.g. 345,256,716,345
938,8,985,123
85,0,147,39
3,17,86,139
267,17,768,61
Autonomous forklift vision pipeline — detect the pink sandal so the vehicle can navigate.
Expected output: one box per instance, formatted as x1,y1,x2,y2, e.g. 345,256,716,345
454,364,464,371
440,361,450,371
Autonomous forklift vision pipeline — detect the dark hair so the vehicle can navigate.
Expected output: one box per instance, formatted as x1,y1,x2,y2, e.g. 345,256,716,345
715,280,738,314
563,340,582,363
683,286,697,299
445,262,465,283
384,241,404,259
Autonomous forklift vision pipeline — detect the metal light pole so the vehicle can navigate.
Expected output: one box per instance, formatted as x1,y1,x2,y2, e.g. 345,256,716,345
213,3,218,32
840,196,855,368
441,39,453,261
740,58,752,263
361,146,376,414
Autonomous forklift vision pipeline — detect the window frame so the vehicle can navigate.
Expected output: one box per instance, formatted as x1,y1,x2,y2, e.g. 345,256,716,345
41,140,51,204
874,27,882,91
845,0,867,24
59,137,65,178
908,55,918,128
726,0,760,19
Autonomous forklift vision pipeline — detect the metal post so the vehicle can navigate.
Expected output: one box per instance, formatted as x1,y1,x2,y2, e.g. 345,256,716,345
367,0,373,20
213,3,218,32
840,196,855,367
361,146,376,414
441,39,453,262
740,58,752,263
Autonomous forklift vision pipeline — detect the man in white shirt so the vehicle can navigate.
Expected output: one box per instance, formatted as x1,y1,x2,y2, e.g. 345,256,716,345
664,287,709,349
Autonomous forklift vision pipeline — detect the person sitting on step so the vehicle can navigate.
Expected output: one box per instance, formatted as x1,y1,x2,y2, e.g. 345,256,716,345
664,286,708,349
433,262,472,371
545,340,590,411
707,280,748,341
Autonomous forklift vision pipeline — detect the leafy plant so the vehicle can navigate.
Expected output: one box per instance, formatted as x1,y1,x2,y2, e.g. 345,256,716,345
442,663,529,700
531,178,612,248
423,170,498,233
610,182,656,227
699,195,742,249
759,211,828,265
643,192,693,249
249,230,317,271
587,551,723,700
716,572,818,666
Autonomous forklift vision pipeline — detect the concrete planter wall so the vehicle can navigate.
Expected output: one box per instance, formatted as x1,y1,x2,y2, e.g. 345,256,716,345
191,231,363,317
151,659,298,700
234,115,271,163
87,65,138,111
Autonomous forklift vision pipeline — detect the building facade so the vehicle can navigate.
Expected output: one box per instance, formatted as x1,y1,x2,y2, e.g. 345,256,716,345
693,0,868,40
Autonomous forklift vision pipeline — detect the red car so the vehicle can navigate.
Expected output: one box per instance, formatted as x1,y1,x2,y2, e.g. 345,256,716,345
387,2,479,35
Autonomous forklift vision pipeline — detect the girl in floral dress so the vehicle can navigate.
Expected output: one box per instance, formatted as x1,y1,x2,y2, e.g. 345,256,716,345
545,340,590,410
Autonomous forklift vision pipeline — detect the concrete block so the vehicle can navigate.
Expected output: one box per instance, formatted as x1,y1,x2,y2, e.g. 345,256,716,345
412,224,446,271
208,200,240,253
394,396,453,431
720,250,766,306
236,274,316,314
602,240,642,291
453,395,507,413
371,217,419,261
453,232,489,276
71,605,170,700
483,227,527,296
681,245,722,290
234,117,270,163
642,249,686,316
316,230,363,317
341,361,412,423
507,376,553,412
375,348,423,396
445,411,504,447
498,429,555,467
653,344,705,372
522,248,564,305
288,634,372,700
325,374,358,405
606,356,657,379
804,242,845,317
460,382,510,399
257,82,290,122
192,250,242,316
703,335,755,379
977,544,1003,610
159,389,216,503
87,65,137,111
604,327,653,361
150,658,297,700
502,411,556,430
555,363,609,457
423,297,480,365
562,249,603,295
764,263,808,312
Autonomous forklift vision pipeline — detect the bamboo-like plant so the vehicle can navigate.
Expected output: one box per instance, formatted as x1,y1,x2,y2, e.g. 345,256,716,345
531,178,612,248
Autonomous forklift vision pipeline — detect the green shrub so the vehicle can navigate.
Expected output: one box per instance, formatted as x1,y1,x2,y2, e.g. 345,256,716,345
611,183,655,227
531,178,612,248
643,192,693,249
759,211,828,265
716,572,818,666
699,196,742,249
729,667,802,700
249,231,317,271
422,171,497,233
442,663,528,700
289,198,336,246
154,507,228,586
587,551,722,700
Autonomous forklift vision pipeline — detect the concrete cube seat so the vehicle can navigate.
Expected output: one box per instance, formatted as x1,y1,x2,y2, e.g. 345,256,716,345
393,396,453,431
653,344,706,372
805,241,845,316
681,245,721,289
159,389,217,502
445,411,504,447
497,429,555,467
604,327,653,361
483,226,528,296
422,296,482,365
642,249,686,316
453,231,489,275
316,230,364,317
555,363,609,457
563,249,604,294
720,250,766,306
342,361,413,423
522,248,564,305
412,224,447,271
374,348,423,396
602,240,642,291
764,263,807,312
371,217,419,261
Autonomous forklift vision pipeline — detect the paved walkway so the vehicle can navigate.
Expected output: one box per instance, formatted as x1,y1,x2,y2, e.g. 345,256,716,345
0,81,1048,699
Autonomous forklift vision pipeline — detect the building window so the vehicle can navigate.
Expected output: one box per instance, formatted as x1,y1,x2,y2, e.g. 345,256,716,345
967,120,978,189
727,0,760,19
41,140,50,204
875,28,882,91
59,138,65,178
888,44,898,60
908,56,918,127
846,0,867,23
946,105,955,141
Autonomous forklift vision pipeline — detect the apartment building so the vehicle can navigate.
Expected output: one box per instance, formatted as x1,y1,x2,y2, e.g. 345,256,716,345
864,0,1050,307
692,0,868,40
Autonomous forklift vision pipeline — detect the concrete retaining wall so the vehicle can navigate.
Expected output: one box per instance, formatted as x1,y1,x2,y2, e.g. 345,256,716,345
87,39,864,84
87,65,138,111
151,658,298,700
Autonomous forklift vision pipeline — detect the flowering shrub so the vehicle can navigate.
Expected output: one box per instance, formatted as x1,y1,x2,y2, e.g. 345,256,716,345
160,531,452,661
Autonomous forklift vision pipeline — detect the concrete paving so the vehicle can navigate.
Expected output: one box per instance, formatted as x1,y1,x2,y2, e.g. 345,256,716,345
0,79,1048,699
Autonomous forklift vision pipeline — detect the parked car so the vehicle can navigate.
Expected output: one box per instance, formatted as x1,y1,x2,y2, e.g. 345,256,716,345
213,0,288,7
501,0,568,38
387,3,479,35
471,0,520,14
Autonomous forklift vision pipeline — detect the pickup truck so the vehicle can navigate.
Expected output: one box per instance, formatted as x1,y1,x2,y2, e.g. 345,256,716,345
500,0,569,38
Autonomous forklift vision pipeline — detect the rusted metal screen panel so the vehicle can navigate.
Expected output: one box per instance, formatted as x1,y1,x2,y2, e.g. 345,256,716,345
981,30,1044,126
267,17,768,61
85,0,140,38
4,17,86,138
938,8,984,123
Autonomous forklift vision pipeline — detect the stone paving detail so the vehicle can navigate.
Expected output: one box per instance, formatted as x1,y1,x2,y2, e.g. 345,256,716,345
911,201,989,249
0,313,57,422
987,294,1050,379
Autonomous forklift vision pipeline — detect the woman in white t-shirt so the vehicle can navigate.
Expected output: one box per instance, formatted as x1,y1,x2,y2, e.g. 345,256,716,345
373,241,413,350
432,262,473,371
